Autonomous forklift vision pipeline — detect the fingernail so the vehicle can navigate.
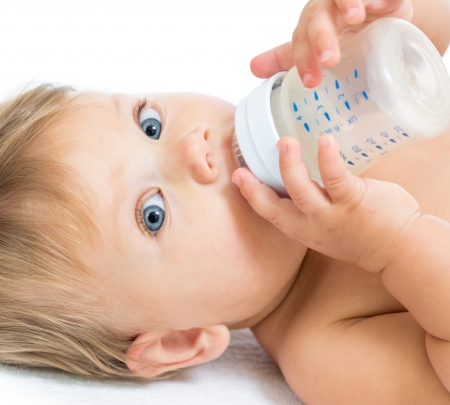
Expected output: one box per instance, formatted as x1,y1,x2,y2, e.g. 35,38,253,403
318,135,329,147
319,49,334,63
345,6,357,18
277,142,288,154
302,73,312,86
232,174,242,187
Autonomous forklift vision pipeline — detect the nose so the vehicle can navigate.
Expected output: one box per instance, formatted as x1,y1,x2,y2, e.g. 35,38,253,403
171,125,219,184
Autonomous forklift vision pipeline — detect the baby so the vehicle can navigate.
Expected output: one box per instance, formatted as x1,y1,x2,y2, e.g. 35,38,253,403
1,0,450,404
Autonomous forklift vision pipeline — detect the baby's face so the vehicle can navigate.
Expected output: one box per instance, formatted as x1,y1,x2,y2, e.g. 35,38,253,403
59,92,306,334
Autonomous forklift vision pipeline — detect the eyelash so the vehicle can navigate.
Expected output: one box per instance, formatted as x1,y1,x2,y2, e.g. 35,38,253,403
136,199,151,238
135,195,164,238
134,97,162,238
133,97,150,126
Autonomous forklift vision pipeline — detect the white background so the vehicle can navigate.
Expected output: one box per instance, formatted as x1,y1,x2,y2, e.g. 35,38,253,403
1,1,449,105
0,0,308,105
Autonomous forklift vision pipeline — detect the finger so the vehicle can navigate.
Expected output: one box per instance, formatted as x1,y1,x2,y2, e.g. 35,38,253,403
292,1,323,87
317,135,361,205
364,0,413,20
306,0,343,68
250,42,295,78
232,167,307,236
278,137,330,215
334,0,366,24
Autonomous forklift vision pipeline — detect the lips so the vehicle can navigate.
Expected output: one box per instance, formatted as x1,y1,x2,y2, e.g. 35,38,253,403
206,153,214,169
206,125,236,181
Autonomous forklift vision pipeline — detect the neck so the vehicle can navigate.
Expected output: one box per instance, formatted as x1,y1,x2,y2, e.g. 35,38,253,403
250,249,322,362
227,255,305,331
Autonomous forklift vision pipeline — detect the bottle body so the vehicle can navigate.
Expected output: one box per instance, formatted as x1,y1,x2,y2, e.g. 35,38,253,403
234,18,450,190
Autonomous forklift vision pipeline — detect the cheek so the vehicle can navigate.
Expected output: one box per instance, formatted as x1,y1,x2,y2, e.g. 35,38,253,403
167,202,293,284
175,186,295,267
161,183,302,288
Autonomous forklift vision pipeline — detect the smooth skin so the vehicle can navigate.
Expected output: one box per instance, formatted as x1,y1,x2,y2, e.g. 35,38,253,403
231,0,450,403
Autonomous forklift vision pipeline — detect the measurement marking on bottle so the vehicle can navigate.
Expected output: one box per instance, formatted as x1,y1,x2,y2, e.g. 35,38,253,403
369,149,374,152
346,76,349,83
403,133,410,137
345,101,351,110
335,80,340,89
325,87,328,93
361,153,368,157
348,161,355,165
296,116,302,120
354,69,358,78
304,98,308,105
293,102,298,112
324,112,330,121
316,119,320,125
355,157,360,160
383,142,388,145
376,145,383,149
346,116,357,125
390,139,396,143
362,91,368,99
336,108,340,114
314,91,319,100
304,123,310,132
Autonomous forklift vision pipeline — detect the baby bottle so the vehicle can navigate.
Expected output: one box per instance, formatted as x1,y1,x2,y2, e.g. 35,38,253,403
233,17,450,193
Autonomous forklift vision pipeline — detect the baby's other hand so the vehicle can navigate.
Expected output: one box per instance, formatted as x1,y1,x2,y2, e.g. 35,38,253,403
232,135,420,273
250,0,413,87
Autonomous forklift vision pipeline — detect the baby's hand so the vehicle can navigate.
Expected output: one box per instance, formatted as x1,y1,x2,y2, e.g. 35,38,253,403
232,135,420,273
251,0,413,87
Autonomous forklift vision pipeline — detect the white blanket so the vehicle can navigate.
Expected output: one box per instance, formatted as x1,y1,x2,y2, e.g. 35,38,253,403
0,328,303,404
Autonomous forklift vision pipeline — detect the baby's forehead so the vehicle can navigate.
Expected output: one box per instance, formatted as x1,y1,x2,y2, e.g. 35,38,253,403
66,90,135,111
54,92,126,134
39,93,124,190
47,94,130,250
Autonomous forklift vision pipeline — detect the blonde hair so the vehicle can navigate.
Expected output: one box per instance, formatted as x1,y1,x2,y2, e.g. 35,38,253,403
0,84,152,379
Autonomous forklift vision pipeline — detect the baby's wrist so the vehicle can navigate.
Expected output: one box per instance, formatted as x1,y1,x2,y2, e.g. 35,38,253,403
357,212,422,274
363,211,424,273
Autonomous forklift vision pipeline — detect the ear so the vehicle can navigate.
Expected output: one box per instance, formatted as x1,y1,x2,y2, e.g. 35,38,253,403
125,324,230,378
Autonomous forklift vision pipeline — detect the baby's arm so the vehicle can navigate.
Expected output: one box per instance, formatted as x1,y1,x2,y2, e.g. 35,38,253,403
382,213,450,390
232,135,450,391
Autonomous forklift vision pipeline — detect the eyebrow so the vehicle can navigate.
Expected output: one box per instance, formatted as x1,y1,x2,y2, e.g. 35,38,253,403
107,94,131,254
112,93,121,116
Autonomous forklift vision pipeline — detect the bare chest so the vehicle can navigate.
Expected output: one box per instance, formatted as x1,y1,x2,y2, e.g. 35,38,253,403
363,130,450,220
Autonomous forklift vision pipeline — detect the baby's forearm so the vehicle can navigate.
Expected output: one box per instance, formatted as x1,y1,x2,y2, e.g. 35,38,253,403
411,0,450,55
382,214,450,341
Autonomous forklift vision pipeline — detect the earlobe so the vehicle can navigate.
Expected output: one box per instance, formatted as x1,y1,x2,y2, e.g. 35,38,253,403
125,324,230,378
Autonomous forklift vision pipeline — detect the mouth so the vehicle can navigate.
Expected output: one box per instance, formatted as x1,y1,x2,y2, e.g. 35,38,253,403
206,153,214,169
225,127,239,172
206,124,238,183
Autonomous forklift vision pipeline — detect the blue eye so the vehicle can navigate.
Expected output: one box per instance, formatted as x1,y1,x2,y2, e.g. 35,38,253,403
142,193,165,235
139,108,162,140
